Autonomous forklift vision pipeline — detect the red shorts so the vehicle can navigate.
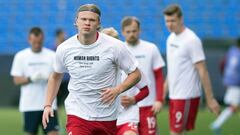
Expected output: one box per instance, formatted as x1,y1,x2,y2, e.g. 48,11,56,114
139,106,157,135
169,97,200,133
66,115,116,135
117,122,138,135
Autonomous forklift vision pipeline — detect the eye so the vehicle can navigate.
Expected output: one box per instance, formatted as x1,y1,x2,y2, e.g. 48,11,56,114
89,19,96,22
80,18,87,21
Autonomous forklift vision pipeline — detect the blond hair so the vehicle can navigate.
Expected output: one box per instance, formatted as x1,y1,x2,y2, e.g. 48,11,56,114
101,27,119,39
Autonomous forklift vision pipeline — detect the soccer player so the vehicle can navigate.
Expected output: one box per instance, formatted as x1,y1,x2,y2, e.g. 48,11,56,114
102,27,150,135
121,16,165,135
163,4,220,135
42,4,141,135
10,27,59,135
210,38,240,135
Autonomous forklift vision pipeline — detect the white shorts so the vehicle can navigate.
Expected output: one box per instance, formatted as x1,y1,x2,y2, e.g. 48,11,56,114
224,86,240,106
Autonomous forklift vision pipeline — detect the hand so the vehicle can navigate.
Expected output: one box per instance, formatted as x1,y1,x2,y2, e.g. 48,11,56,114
151,101,164,115
121,95,136,108
42,106,54,129
206,97,220,116
30,72,48,82
101,87,121,105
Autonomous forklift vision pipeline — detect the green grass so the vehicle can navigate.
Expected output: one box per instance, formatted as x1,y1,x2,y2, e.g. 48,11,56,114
0,107,239,135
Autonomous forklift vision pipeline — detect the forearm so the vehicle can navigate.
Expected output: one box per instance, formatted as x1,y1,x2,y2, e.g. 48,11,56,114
200,69,214,99
163,79,168,100
45,72,63,106
118,68,141,94
154,68,164,102
134,86,149,102
13,76,30,85
196,61,215,99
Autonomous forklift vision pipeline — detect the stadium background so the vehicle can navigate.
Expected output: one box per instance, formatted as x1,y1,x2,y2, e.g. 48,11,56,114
0,0,240,134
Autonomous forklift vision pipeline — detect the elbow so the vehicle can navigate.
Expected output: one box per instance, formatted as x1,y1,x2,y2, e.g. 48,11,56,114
13,78,20,85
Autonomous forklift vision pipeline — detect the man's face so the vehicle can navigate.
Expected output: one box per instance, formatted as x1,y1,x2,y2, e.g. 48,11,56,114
122,21,140,45
28,34,43,52
164,14,182,33
58,32,65,42
75,11,100,36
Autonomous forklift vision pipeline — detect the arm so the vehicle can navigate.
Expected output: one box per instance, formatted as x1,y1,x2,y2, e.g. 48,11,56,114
151,68,165,114
42,72,63,129
195,61,220,115
13,76,30,85
121,86,149,108
163,77,168,100
154,68,164,102
101,68,141,104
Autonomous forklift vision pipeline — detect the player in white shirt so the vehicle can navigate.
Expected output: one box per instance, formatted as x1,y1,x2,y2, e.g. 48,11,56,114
121,16,165,135
101,27,150,135
42,4,141,135
10,27,59,135
163,4,220,135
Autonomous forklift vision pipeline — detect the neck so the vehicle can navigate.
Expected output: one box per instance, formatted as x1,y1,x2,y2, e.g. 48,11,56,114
31,48,41,53
127,39,139,46
56,39,64,46
175,25,185,35
78,32,98,45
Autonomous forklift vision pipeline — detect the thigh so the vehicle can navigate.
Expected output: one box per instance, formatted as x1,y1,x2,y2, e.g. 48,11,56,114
23,111,42,134
139,106,156,135
93,120,117,135
186,97,200,131
66,115,92,135
117,123,138,135
224,87,240,106
169,99,186,133
169,97,200,133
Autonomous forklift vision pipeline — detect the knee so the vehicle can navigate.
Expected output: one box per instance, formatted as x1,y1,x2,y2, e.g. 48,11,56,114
123,130,137,135
170,131,185,135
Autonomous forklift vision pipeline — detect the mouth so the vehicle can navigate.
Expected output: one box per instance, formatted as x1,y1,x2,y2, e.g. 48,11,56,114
83,28,90,31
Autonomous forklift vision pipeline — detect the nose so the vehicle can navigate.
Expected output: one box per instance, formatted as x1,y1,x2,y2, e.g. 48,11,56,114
85,20,90,25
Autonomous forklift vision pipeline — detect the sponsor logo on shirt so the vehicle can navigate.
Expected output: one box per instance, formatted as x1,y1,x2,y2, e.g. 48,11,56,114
28,62,47,66
135,55,145,59
170,44,179,48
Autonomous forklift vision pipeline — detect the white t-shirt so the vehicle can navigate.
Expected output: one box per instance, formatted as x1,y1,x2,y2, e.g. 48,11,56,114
126,40,165,107
54,33,138,121
166,28,205,99
10,48,57,112
117,70,148,125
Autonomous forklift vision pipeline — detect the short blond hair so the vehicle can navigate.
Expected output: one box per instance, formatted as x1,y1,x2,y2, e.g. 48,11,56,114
101,27,119,39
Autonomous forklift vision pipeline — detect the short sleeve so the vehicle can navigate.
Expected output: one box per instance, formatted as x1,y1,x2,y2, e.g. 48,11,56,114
53,47,67,73
188,37,205,64
10,53,24,77
115,44,138,74
152,45,165,70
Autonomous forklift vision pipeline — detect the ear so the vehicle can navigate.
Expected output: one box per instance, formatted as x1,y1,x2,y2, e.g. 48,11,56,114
74,17,78,28
97,21,101,30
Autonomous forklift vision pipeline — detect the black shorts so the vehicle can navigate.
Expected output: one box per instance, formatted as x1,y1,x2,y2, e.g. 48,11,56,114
23,111,59,134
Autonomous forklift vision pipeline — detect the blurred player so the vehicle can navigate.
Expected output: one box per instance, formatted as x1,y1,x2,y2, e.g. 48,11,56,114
42,4,141,135
102,27,150,135
53,28,70,106
55,29,66,47
163,4,220,135
210,38,240,135
121,16,165,135
10,27,59,135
